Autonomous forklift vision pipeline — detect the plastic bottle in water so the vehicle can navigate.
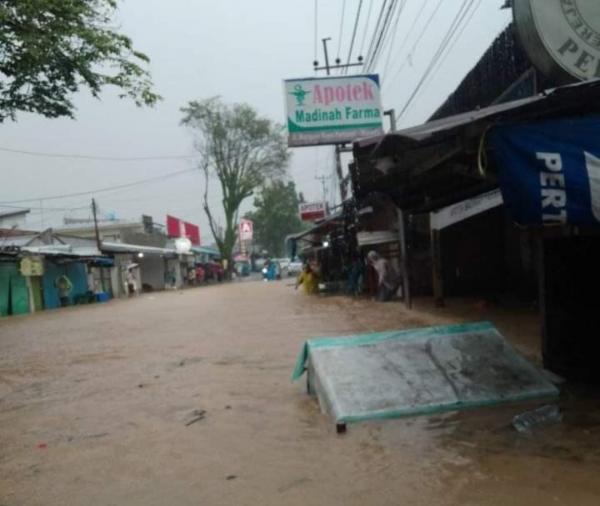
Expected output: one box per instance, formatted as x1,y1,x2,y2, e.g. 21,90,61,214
512,405,563,433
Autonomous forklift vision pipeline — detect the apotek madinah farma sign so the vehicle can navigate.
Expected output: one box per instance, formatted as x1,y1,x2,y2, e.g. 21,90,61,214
284,75,384,147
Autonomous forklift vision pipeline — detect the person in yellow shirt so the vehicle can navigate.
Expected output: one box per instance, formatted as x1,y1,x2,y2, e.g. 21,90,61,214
296,263,319,295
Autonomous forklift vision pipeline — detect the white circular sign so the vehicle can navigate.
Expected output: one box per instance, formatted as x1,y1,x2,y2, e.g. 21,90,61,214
174,237,192,254
514,0,600,82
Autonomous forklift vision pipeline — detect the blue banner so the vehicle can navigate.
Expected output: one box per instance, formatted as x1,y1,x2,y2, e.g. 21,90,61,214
490,117,600,226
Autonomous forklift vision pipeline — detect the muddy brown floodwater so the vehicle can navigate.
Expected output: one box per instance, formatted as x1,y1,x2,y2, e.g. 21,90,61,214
1,280,600,505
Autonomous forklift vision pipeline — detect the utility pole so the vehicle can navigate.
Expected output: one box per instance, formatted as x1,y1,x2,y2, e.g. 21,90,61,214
335,145,346,202
313,37,364,75
322,37,331,76
91,198,101,251
39,199,45,230
311,37,365,205
384,109,397,131
315,174,330,204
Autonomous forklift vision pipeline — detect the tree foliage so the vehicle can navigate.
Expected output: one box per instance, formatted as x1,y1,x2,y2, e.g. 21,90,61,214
181,97,289,272
245,181,306,257
0,0,160,121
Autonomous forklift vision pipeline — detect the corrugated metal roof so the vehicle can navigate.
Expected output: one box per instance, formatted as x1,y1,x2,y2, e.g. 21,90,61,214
288,211,344,242
22,245,102,257
0,235,38,247
0,209,30,219
354,79,600,156
191,246,220,257
101,241,177,256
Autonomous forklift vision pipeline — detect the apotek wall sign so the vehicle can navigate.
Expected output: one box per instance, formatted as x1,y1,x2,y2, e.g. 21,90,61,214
514,0,600,82
299,202,327,222
284,75,384,147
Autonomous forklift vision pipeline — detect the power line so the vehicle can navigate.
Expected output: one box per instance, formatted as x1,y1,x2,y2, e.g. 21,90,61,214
0,168,197,204
384,0,432,86
0,146,198,162
385,0,444,90
366,0,398,72
396,0,476,122
379,0,407,75
336,0,348,63
358,0,375,57
423,0,484,91
314,0,319,62
364,0,388,71
365,0,393,71
0,203,90,212
343,0,364,75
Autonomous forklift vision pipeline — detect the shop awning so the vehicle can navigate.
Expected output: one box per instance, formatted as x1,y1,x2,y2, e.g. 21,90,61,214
351,80,600,211
287,211,345,244
101,241,178,257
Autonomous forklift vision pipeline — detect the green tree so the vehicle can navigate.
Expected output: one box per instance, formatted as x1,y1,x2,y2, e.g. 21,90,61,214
0,0,160,121
245,181,306,257
181,97,289,274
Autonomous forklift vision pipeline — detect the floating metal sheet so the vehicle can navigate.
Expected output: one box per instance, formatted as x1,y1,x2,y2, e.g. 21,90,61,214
293,322,558,424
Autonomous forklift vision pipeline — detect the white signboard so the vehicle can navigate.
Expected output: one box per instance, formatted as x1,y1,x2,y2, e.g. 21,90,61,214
299,202,327,222
430,190,504,231
284,74,384,147
239,219,253,241
514,0,600,82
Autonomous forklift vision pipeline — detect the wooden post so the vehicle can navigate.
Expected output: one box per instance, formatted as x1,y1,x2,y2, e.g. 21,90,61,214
398,209,412,309
431,228,445,307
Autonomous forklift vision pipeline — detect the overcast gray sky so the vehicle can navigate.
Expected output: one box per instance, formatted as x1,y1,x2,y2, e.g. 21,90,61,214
0,0,511,243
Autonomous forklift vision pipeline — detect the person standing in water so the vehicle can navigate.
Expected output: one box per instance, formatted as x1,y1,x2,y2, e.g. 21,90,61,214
55,274,73,307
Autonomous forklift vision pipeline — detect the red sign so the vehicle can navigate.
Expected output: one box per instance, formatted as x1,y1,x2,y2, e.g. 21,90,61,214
166,215,201,245
299,202,327,222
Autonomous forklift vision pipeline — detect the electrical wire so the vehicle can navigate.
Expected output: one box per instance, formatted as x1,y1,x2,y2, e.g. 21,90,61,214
364,0,388,71
0,146,198,161
314,0,319,62
358,0,375,58
366,0,397,72
0,203,90,212
385,0,444,89
423,0,484,91
369,0,403,72
336,0,348,64
379,0,407,75
0,168,198,204
382,0,430,86
396,0,476,122
343,0,364,75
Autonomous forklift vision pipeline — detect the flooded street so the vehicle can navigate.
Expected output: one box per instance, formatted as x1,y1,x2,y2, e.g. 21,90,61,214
1,280,600,505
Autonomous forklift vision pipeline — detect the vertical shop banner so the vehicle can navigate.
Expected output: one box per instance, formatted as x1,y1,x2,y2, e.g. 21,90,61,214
490,117,600,226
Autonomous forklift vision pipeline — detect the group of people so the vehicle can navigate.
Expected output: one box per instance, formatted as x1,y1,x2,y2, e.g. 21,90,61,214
295,250,401,302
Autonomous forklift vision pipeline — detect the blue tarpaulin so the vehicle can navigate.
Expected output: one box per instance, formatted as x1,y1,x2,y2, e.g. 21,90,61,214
490,116,600,226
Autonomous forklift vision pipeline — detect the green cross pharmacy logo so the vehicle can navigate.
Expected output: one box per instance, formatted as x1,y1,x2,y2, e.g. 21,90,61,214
290,84,310,106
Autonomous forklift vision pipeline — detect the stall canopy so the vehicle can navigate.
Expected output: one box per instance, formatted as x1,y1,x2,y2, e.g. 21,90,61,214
352,80,600,213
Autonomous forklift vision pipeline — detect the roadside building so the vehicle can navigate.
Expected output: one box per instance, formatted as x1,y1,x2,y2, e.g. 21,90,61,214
0,231,108,316
352,79,600,379
0,209,31,230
